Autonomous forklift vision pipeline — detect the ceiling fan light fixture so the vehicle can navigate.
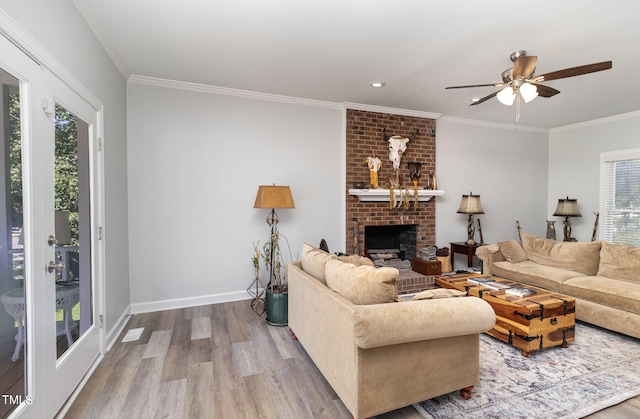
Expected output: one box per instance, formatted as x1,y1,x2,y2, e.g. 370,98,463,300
520,82,539,103
497,86,516,106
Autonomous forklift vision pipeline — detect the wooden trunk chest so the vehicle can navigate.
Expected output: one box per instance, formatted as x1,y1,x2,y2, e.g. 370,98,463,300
480,288,575,357
435,273,575,357
411,258,442,276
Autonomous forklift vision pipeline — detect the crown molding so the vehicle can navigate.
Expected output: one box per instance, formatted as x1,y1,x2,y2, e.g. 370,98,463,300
73,0,131,80
129,76,449,118
550,110,640,133
343,102,441,120
128,75,345,110
437,115,549,133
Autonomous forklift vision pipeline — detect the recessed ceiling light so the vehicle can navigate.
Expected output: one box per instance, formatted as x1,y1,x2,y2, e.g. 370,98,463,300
370,81,386,88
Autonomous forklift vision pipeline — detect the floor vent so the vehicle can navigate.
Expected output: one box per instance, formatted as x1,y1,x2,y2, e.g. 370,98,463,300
121,327,145,342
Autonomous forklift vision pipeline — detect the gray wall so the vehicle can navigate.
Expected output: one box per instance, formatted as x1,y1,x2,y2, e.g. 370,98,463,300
126,81,345,308
436,118,549,269
548,112,640,242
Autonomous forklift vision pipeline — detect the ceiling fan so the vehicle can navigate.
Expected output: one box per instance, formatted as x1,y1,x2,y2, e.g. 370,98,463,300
446,51,612,110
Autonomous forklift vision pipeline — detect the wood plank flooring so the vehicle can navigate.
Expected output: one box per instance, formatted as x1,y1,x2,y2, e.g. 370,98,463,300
62,300,640,418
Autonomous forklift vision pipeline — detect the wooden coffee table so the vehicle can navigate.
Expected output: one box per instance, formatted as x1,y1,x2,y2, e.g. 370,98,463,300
435,273,575,357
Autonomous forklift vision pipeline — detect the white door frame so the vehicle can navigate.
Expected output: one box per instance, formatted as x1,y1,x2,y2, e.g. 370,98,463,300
0,15,106,417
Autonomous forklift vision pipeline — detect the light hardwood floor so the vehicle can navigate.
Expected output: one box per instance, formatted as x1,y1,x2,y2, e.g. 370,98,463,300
62,300,640,418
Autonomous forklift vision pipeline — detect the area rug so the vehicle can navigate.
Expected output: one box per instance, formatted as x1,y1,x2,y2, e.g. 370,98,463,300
413,322,640,419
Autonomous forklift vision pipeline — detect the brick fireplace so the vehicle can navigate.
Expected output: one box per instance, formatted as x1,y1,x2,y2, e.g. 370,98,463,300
345,109,437,260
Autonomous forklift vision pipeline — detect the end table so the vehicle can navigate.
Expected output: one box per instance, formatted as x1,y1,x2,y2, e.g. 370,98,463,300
450,242,482,268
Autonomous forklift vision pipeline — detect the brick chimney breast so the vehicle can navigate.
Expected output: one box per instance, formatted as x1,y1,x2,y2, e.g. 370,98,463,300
346,109,437,256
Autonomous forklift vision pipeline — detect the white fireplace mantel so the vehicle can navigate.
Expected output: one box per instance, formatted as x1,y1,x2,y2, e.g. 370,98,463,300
348,188,444,202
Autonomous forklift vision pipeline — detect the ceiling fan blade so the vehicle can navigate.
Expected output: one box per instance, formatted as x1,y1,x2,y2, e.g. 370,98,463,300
532,83,560,98
446,83,503,89
512,56,537,79
469,91,499,106
534,61,612,82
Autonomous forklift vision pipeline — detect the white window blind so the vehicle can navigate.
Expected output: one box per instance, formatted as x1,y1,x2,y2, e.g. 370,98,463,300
601,149,640,247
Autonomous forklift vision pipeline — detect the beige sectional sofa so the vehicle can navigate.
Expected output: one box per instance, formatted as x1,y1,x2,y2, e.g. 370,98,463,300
476,233,640,339
287,244,496,419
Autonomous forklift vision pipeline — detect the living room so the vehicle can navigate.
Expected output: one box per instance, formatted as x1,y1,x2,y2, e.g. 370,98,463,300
1,1,640,417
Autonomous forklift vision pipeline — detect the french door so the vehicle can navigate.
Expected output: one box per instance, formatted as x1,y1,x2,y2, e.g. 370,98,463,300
0,34,104,418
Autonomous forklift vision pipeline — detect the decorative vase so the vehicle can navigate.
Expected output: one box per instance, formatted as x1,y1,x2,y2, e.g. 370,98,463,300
265,289,288,326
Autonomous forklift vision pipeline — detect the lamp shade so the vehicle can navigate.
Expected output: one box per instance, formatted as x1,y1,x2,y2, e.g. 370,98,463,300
497,86,516,106
254,185,295,209
457,193,484,214
553,197,582,217
519,82,539,103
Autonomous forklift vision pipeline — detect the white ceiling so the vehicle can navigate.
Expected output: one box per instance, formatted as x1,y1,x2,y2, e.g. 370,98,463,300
78,0,640,129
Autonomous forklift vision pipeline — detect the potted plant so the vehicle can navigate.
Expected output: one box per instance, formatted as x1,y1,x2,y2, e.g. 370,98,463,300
262,239,286,326
260,228,292,326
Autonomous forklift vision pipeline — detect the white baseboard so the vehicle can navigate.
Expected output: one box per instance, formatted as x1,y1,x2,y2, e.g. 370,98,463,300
105,308,133,351
129,290,251,315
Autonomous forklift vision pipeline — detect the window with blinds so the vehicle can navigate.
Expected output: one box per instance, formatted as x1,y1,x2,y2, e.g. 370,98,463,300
601,149,640,247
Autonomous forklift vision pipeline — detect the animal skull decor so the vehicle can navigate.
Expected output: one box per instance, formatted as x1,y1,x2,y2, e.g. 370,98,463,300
382,127,420,170
382,127,420,208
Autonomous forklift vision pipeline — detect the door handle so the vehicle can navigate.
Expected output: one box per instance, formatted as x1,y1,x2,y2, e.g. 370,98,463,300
47,261,64,273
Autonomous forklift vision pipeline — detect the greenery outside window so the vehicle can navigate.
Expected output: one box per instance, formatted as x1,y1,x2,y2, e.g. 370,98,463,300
600,148,640,247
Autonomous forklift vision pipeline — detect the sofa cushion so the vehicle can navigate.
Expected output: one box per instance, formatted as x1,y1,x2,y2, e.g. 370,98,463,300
497,239,528,263
492,260,584,292
325,259,398,305
597,241,640,282
561,276,640,314
301,243,336,284
521,233,602,276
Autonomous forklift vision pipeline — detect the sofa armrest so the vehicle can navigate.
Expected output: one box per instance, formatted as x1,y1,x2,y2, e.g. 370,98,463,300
352,298,496,349
475,244,505,275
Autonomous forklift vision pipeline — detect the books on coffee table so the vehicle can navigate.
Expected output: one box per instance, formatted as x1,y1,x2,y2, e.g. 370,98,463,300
467,277,511,290
505,287,538,297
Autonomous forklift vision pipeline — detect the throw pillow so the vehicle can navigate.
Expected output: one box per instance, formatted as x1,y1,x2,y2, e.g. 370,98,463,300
301,243,336,284
337,254,375,266
597,241,640,282
411,288,467,300
325,259,398,305
497,239,528,263
521,233,602,276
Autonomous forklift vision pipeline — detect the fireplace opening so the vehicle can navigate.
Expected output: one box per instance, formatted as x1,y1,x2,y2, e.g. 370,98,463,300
365,224,417,261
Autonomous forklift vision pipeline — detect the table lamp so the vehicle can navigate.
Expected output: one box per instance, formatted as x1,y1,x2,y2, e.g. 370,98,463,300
553,196,581,241
457,192,484,245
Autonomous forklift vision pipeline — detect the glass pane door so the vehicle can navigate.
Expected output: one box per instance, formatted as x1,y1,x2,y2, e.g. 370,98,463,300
53,104,92,358
44,69,102,416
0,67,28,418
0,34,46,417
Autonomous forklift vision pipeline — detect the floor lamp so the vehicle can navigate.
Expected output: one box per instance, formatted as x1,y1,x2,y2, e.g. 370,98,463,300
251,185,295,315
